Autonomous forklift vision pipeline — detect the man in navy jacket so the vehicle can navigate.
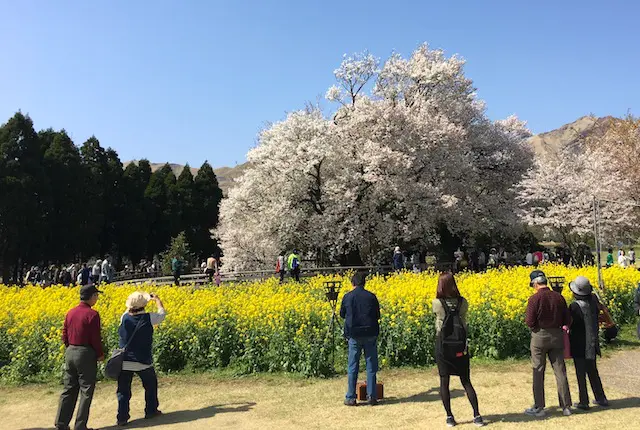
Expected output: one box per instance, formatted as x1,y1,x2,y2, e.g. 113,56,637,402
340,271,381,406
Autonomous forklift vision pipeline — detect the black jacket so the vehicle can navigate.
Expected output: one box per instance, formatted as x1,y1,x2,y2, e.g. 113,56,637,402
340,287,380,338
569,295,601,359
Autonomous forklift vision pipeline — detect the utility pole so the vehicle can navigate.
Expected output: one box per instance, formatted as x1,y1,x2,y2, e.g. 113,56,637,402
592,197,604,291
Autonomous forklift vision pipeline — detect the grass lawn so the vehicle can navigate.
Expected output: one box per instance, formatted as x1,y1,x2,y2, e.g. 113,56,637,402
1,344,639,430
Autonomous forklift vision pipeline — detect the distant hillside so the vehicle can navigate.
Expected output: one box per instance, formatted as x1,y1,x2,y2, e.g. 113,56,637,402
124,161,249,195
527,115,616,156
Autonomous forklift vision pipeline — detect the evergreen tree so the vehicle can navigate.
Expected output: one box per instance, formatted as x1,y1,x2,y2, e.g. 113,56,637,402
176,165,195,245
79,136,108,257
103,148,125,256
192,161,223,259
42,130,85,263
0,113,47,282
160,231,195,276
145,164,172,256
119,162,149,265
163,166,180,238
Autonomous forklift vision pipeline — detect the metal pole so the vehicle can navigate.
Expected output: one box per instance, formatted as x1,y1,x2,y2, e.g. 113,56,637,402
593,197,604,291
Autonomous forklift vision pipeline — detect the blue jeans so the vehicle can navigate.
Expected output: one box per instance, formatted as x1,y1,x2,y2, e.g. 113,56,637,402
346,336,378,400
117,367,159,422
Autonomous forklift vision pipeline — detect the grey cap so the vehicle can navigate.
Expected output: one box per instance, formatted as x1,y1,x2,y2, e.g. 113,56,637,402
569,276,593,296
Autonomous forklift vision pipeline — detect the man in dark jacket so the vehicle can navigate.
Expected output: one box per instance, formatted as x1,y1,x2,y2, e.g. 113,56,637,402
524,270,572,417
340,271,380,406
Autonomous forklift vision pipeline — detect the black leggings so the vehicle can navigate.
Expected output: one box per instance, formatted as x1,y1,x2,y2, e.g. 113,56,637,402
439,375,480,418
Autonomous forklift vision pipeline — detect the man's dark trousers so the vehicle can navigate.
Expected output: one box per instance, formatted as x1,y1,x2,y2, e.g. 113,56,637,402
55,346,97,430
530,328,572,409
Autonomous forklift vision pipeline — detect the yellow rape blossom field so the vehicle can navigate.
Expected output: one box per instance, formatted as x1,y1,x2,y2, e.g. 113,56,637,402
0,264,638,382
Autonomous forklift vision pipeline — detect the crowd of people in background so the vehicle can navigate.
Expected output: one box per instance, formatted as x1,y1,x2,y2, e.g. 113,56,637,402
24,256,117,287
390,244,639,275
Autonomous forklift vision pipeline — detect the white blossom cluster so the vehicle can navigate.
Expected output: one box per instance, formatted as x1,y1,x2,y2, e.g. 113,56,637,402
215,44,533,269
516,146,636,250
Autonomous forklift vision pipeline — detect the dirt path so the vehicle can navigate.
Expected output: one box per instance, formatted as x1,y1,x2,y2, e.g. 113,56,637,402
599,349,640,395
1,351,639,430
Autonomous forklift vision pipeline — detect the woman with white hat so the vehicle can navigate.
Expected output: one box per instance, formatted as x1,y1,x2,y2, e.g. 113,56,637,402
116,292,166,426
568,276,608,410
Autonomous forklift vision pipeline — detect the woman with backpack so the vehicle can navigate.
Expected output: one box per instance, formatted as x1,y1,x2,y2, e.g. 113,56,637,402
432,272,484,427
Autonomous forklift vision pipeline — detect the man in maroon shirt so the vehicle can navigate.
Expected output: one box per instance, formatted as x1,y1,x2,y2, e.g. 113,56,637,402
524,270,572,418
55,284,104,430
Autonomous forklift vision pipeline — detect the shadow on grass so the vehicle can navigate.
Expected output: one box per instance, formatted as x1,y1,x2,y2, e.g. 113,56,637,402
382,387,465,405
101,402,256,429
482,397,640,424
22,403,256,430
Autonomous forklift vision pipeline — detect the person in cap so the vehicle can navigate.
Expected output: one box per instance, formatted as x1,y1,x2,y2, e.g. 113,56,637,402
524,270,573,418
340,271,380,406
568,276,609,409
116,291,166,426
55,284,104,430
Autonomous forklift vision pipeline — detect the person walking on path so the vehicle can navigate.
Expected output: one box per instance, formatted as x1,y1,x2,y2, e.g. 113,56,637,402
630,248,636,267
91,260,101,285
171,255,183,286
276,254,286,283
287,250,301,282
340,272,380,406
568,276,609,410
79,263,90,286
205,256,218,284
432,272,485,427
524,270,573,417
116,291,166,426
55,284,104,430
606,248,614,268
393,246,404,271
100,257,110,284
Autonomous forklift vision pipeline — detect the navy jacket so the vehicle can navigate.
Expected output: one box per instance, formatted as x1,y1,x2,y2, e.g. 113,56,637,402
340,287,380,338
393,252,403,270
119,313,154,365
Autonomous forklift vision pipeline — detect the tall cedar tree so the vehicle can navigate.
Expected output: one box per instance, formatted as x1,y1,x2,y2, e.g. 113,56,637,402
0,113,48,282
42,130,86,263
192,161,223,259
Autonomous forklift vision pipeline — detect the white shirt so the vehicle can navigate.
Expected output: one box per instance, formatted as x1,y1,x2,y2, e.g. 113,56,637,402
618,255,629,268
120,308,166,371
526,253,533,265
101,260,109,276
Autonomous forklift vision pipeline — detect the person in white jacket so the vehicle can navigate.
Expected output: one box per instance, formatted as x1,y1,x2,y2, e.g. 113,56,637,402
618,250,630,268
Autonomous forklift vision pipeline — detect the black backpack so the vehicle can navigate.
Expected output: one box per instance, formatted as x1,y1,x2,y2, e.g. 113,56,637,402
439,298,467,355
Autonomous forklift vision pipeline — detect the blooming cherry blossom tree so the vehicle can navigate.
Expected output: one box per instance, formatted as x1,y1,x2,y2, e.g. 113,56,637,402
216,44,533,269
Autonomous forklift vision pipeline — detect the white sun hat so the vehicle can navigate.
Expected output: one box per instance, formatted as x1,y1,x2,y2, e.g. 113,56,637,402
126,291,151,310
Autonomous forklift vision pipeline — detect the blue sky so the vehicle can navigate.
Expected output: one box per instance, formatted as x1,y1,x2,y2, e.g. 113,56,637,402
1,1,638,168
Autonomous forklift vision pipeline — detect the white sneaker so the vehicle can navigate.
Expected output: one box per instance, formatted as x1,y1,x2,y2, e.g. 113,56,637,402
524,406,546,417
563,407,572,416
